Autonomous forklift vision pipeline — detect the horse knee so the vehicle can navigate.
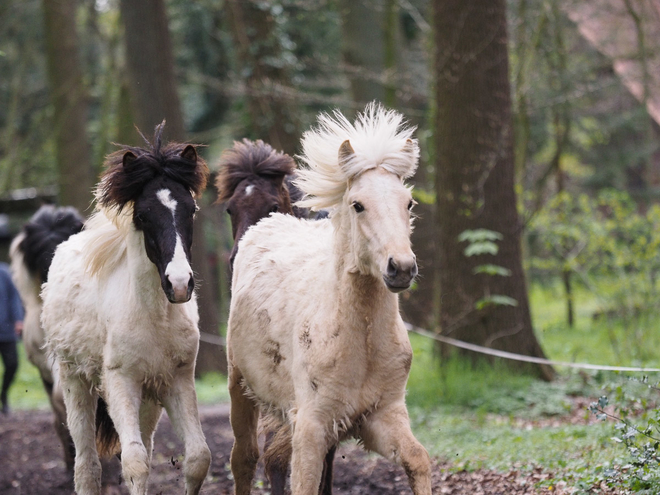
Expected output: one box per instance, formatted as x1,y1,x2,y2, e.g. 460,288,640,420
74,454,102,495
120,441,150,488
401,443,432,494
230,441,260,495
185,443,211,482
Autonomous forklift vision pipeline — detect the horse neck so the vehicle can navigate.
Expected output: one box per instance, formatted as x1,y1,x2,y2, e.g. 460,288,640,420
331,209,399,330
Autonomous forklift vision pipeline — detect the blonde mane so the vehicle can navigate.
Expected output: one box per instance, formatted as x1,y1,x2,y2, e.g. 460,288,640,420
294,102,419,210
81,198,133,278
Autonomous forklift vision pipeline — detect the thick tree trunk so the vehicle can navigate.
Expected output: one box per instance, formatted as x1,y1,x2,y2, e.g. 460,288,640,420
119,0,185,142
42,0,94,215
225,0,300,155
434,0,553,380
120,0,226,374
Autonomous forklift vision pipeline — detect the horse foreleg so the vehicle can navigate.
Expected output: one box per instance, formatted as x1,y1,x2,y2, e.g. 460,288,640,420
139,401,163,469
289,409,330,495
359,403,432,495
51,379,75,472
228,365,259,495
263,424,336,495
104,371,150,495
161,368,211,495
59,367,101,495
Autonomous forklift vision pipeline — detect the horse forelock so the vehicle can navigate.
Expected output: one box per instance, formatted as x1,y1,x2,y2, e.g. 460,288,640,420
98,133,208,213
294,102,419,210
215,139,295,204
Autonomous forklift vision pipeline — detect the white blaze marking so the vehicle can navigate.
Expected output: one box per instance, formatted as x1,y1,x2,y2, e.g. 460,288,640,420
157,189,178,214
157,188,192,297
165,235,192,293
245,184,254,196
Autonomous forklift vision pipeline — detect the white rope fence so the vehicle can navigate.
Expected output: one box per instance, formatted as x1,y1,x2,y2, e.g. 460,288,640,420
199,323,660,373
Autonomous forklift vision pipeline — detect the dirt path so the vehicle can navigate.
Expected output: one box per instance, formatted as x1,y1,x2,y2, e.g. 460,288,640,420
0,405,578,494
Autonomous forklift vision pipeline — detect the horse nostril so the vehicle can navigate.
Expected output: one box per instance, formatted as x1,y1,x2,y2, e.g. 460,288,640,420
387,257,399,278
187,276,195,295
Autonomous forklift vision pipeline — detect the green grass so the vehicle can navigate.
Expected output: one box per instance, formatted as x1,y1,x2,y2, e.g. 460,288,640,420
8,343,50,410
531,281,660,368
7,281,655,491
410,406,615,473
195,371,229,404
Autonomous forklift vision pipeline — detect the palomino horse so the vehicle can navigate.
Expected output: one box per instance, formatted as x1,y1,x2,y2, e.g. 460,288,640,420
42,123,211,495
10,204,84,471
216,138,335,494
227,104,432,495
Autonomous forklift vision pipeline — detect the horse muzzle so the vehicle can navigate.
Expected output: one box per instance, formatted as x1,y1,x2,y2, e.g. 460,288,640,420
382,255,417,293
164,274,195,303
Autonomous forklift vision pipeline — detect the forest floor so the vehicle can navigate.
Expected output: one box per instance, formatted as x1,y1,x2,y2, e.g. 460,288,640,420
0,404,622,495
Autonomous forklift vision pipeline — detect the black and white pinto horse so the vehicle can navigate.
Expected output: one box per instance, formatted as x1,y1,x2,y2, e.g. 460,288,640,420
42,123,211,495
10,204,85,471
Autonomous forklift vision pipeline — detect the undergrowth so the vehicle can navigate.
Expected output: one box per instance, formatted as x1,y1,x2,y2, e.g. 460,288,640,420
6,278,660,492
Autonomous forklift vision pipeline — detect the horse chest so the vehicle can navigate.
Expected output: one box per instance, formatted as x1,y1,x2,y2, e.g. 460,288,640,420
299,324,413,415
105,311,198,375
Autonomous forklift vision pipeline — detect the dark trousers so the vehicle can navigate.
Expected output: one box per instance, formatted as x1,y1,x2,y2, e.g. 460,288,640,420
0,340,18,406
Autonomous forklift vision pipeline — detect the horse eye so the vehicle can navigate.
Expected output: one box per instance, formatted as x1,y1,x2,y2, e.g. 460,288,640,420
408,200,415,211
270,205,279,214
226,208,232,216
135,213,145,223
352,202,365,213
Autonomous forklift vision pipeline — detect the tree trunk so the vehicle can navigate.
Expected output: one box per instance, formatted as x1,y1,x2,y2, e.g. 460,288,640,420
120,0,226,374
119,0,185,142
225,0,300,155
42,0,94,215
338,0,387,106
433,0,553,380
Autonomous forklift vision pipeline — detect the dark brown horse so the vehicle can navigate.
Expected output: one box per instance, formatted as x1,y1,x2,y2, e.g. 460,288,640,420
215,138,310,266
215,138,334,495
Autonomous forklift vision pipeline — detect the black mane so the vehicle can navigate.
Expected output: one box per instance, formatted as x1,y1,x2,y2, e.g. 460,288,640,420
99,121,208,211
215,139,296,204
19,205,85,283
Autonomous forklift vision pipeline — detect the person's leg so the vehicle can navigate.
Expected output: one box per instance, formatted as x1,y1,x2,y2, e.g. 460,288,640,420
0,341,19,413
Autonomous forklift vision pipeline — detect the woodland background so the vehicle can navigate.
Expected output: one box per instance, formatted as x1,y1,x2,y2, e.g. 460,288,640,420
3,0,660,371
7,0,660,491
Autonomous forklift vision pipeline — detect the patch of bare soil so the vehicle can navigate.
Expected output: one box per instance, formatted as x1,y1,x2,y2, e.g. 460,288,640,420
0,404,607,494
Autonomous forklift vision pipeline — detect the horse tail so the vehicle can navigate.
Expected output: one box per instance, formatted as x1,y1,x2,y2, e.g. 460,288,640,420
17,204,85,284
96,397,121,458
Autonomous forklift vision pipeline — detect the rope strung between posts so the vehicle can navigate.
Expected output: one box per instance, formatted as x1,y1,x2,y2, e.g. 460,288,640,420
403,322,660,373
198,323,660,373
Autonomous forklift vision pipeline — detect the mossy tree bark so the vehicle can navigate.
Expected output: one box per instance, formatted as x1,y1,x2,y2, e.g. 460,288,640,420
433,0,553,380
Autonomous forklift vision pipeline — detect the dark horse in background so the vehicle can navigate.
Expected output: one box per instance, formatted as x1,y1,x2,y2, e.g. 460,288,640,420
215,138,334,495
10,205,85,471
216,138,311,267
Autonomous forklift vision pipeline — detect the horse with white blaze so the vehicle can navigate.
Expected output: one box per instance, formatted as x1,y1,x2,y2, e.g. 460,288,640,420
41,123,211,495
227,103,432,494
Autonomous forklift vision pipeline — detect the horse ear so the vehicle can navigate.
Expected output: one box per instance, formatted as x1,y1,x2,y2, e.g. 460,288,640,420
401,138,417,158
180,145,198,163
122,151,137,167
338,139,355,167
